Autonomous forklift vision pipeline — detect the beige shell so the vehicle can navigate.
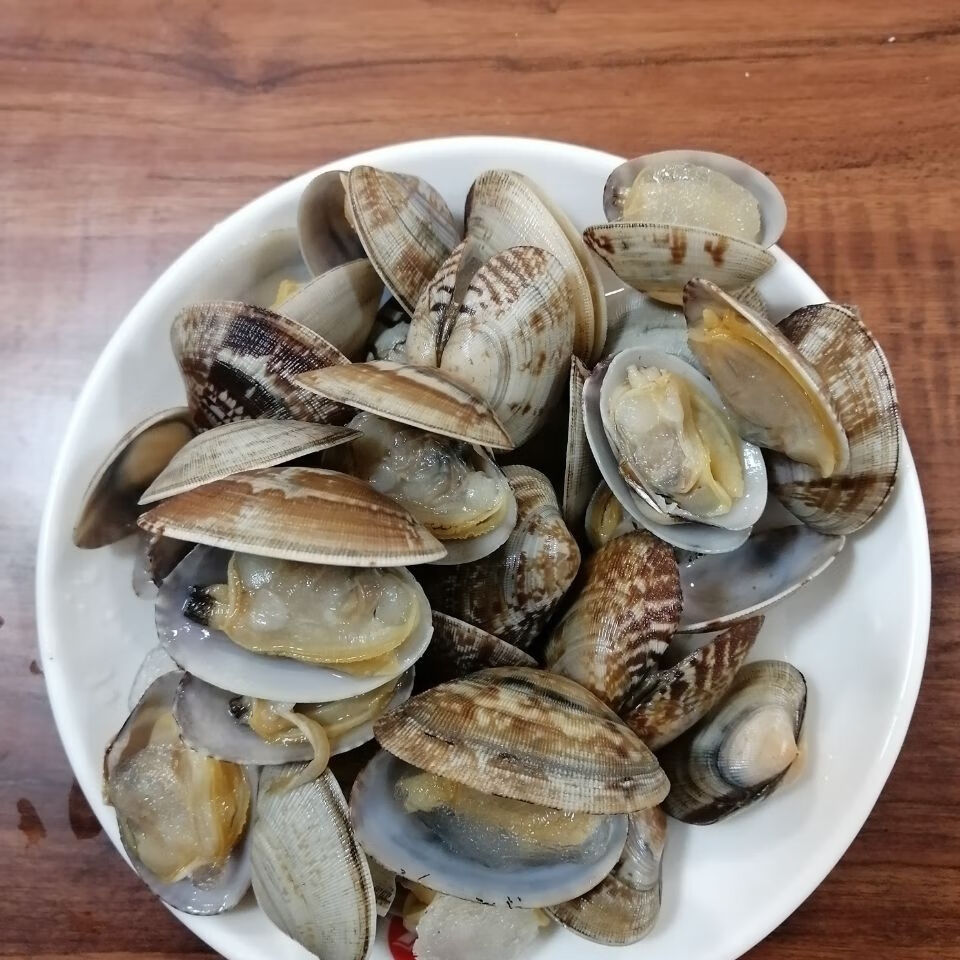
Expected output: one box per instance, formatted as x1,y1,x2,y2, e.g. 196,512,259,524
294,360,514,450
766,304,900,534
465,169,596,361
277,258,384,359
171,301,350,430
623,617,762,750
582,222,775,305
139,419,359,505
418,465,581,652
74,408,195,548
296,169,368,276
584,482,639,550
544,532,682,712
547,806,666,945
416,613,537,689
563,357,600,538
137,465,446,566
406,244,574,446
374,666,669,814
345,166,460,315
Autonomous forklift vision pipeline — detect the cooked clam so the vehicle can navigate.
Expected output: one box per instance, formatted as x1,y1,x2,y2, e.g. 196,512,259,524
584,482,638,549
297,170,368,275
563,357,600,539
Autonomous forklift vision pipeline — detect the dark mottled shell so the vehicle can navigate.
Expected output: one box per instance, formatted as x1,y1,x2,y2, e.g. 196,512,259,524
171,301,350,430
623,617,762,750
374,666,668,814
418,465,581,651
767,303,900,534
544,532,682,712
547,806,666,945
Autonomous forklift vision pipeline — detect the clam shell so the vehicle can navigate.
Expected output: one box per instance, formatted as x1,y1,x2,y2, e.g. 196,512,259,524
603,150,787,248
74,409,195,548
678,526,846,633
139,419,359,505
295,360,514,450
406,245,574,446
132,533,192,598
623,617,762,750
374,665,669,814
173,669,415,765
416,613,536,689
345,166,460,314
584,481,639,549
251,765,376,960
544,532,682,712
563,357,600,539
418,465,581,652
602,287,687,360
138,465,446,565
350,749,629,908
583,222,775,305
659,660,807,824
767,304,900,534
367,857,396,917
465,169,596,361
297,170,367,275
546,806,666,945
171,301,350,429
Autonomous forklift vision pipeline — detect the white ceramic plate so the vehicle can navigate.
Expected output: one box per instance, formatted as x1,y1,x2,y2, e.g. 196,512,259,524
36,137,931,960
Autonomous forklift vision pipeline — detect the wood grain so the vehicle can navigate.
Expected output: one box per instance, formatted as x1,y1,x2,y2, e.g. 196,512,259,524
1,0,958,957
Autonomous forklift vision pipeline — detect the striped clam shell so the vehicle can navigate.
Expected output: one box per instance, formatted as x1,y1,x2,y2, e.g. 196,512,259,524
544,531,682,712
374,666,669,814
563,356,600,540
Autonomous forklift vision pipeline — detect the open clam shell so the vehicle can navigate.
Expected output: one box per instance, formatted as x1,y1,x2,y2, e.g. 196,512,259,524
767,303,901,534
603,150,787,248
297,170,368,276
418,465,581,651
295,360,514,450
74,409,195,548
406,244,575,446
659,660,807,824
345,166,460,315
252,765,377,960
678,526,846,633
465,168,597,361
584,482,639,549
139,419,359,505
138,465,446,566
374,666,669,814
349,749,629,909
544,532,682,712
583,222,775,306
623,617,763,750
547,806,667,945
171,301,350,429
173,669,415,765
563,357,600,538
103,672,254,915
156,546,433,702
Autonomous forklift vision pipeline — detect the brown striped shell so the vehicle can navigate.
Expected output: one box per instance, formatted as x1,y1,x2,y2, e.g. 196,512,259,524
137,466,446,566
547,806,666,945
563,357,600,540
766,303,900,534
544,532,682,712
374,666,669,814
294,360,514,450
345,166,460,315
623,616,763,750
171,301,350,430
418,465,581,652
139,419,359,505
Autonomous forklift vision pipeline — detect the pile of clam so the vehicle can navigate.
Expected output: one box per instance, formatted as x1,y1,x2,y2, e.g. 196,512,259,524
78,151,899,958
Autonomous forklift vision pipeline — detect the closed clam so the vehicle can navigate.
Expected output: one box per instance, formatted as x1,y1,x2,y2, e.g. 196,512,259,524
766,303,900,534
418,465,581,652
406,243,574,446
545,532,682,711
659,660,807,824
171,301,350,429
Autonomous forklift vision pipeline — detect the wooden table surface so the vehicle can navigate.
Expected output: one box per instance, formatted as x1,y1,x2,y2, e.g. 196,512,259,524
2,0,958,957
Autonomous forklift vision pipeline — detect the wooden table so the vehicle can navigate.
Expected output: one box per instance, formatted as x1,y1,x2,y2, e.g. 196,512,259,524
2,0,957,957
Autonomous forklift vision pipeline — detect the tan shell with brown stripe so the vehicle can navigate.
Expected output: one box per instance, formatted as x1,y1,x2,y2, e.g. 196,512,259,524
563,356,600,538
137,465,446,566
623,616,763,750
374,666,669,814
544,532,682,712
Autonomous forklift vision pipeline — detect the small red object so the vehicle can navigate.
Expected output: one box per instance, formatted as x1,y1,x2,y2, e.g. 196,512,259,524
388,915,417,960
